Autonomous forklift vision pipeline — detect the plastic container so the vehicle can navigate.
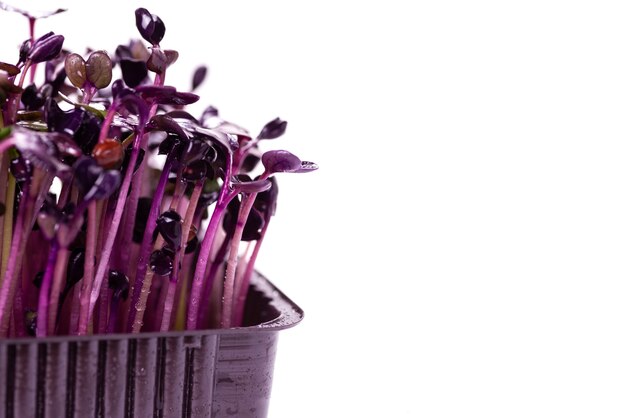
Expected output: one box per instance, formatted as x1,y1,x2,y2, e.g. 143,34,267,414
0,273,302,418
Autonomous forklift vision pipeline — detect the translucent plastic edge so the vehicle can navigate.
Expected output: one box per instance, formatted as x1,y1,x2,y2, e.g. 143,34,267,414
0,271,304,344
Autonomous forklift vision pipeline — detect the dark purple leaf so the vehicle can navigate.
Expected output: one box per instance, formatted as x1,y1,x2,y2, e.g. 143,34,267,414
254,177,279,219
182,160,213,182
156,210,182,249
231,175,272,194
73,156,121,201
191,66,208,90
108,270,129,300
133,197,152,243
150,247,174,276
120,59,148,88
9,156,31,182
185,235,198,254
148,114,189,140
85,51,112,89
11,127,77,178
44,99,100,154
135,8,166,45
157,134,181,156
261,150,301,174
29,32,64,63
181,138,215,164
176,119,239,154
118,94,149,127
223,196,241,235
18,39,31,65
165,110,197,122
135,84,175,98
242,207,265,241
257,117,287,140
33,272,43,289
37,198,61,240
111,79,125,99
136,85,199,105
21,84,47,110
65,248,85,288
121,147,145,175
240,151,261,173
164,91,199,105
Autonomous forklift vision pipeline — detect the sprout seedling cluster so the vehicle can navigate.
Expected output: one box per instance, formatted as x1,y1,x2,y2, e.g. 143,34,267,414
0,5,316,338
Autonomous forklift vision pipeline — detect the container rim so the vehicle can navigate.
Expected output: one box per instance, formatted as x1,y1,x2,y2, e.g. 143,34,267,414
0,271,303,344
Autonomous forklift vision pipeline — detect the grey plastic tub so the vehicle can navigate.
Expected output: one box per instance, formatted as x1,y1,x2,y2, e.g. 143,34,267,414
0,273,303,418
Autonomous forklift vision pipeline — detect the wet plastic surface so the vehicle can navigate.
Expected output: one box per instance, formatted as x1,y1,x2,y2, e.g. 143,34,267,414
0,273,302,418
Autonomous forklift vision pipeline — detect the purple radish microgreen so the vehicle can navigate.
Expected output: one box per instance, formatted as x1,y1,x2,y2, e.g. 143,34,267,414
0,6,317,339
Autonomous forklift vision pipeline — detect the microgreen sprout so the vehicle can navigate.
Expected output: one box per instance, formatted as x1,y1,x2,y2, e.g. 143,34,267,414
0,5,316,337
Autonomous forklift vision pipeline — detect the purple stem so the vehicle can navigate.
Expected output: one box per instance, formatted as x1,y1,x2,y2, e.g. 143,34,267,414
186,161,233,330
222,192,259,328
233,217,271,326
11,281,25,337
127,157,174,332
28,18,36,85
106,295,121,333
186,200,228,330
198,229,232,328
0,177,30,336
35,241,59,337
160,179,204,331
97,284,109,334
87,129,145,323
77,201,98,335
117,69,166,271
47,246,69,334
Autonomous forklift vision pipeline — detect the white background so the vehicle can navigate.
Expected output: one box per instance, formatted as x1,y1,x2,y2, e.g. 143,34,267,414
2,1,626,417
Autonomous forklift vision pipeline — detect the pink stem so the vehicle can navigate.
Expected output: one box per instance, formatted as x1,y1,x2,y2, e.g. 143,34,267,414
160,179,204,331
233,218,270,326
87,129,144,322
127,158,173,332
77,201,98,335
221,192,259,328
47,246,69,334
35,241,58,337
186,161,233,330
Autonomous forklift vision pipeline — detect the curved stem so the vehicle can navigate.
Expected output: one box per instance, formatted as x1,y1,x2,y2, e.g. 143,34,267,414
233,218,270,326
97,102,118,144
186,161,233,330
127,158,173,332
186,200,228,330
0,137,17,157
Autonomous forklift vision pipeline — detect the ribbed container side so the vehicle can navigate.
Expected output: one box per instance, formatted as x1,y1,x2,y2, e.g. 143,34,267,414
0,274,301,418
